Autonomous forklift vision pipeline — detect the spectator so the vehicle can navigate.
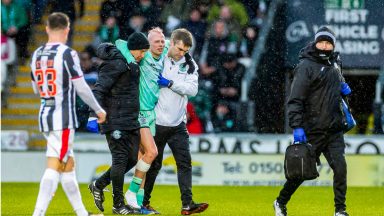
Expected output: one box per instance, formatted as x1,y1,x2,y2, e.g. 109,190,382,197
1,35,16,90
180,8,207,61
186,102,203,134
130,0,162,32
15,0,33,21
1,35,16,107
119,12,146,40
239,24,258,57
33,0,49,24
250,1,267,28
51,0,84,46
76,50,99,132
189,87,213,133
1,0,29,60
79,50,98,86
200,20,230,73
217,53,245,102
241,0,259,20
91,15,120,49
217,5,242,44
100,0,125,24
207,1,249,45
199,20,230,107
159,0,191,35
212,101,236,132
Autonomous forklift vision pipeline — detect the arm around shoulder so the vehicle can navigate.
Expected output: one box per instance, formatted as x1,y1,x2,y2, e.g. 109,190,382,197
170,61,199,96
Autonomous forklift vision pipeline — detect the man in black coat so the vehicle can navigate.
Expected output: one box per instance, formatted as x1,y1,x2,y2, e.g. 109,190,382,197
273,26,352,216
87,32,149,215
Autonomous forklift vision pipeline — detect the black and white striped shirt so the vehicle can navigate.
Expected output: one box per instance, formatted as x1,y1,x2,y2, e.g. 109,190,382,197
30,43,103,132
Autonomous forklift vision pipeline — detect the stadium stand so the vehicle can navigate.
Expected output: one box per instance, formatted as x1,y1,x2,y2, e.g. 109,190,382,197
1,0,103,148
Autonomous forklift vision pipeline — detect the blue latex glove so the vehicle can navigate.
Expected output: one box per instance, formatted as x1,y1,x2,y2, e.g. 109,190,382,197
157,73,171,87
341,82,351,96
86,117,99,133
293,128,307,143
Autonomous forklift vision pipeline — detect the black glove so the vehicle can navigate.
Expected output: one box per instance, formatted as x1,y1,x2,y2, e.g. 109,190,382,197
183,53,195,74
332,52,342,67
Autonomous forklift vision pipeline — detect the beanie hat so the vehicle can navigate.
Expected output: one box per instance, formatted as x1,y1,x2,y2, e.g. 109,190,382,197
314,26,336,47
127,32,150,50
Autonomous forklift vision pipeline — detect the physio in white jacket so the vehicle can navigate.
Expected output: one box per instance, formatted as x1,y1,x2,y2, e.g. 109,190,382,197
142,28,209,215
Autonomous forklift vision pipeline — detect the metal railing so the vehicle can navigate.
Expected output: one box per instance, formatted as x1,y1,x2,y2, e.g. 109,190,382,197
240,0,284,102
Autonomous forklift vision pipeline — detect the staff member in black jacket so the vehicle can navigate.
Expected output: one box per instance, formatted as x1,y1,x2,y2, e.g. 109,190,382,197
273,26,351,216
87,32,149,215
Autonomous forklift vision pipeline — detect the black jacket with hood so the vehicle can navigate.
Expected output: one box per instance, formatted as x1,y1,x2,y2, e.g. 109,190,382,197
93,43,140,133
287,42,345,135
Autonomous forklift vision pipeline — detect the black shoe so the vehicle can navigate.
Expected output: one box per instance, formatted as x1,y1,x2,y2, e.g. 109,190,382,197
88,181,105,212
112,205,135,215
181,201,209,215
335,210,349,216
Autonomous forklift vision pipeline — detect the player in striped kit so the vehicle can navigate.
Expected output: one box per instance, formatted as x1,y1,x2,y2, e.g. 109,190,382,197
30,12,106,216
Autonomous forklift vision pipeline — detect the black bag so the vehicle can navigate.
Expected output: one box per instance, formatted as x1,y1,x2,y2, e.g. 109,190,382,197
284,142,319,181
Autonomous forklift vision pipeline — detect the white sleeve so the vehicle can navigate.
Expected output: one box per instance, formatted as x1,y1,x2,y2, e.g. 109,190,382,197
30,68,39,95
31,80,39,94
72,77,105,114
170,61,199,97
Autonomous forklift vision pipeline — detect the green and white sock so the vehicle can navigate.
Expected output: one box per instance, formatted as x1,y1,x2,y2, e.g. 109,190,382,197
128,176,142,193
137,188,144,206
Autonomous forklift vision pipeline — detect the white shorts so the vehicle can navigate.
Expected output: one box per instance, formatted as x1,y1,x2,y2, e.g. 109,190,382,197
43,129,75,162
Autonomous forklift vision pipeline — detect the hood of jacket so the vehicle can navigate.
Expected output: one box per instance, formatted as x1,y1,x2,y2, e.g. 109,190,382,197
97,42,125,61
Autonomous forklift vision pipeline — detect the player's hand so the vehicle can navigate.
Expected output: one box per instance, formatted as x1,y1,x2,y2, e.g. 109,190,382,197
87,117,99,133
96,110,107,123
293,128,307,143
157,73,172,87
341,82,351,96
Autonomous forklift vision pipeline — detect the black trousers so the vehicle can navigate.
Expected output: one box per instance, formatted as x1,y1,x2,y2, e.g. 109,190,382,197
95,129,140,206
277,131,347,211
144,122,193,206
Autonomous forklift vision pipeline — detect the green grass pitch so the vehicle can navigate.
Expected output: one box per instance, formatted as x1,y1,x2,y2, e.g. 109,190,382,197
1,183,384,215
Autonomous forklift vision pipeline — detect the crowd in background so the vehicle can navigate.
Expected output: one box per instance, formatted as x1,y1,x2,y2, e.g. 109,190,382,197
1,0,85,103
2,0,268,133
2,0,381,135
79,0,269,134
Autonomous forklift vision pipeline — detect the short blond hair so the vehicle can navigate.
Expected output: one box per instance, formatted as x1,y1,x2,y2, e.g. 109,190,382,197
148,27,164,41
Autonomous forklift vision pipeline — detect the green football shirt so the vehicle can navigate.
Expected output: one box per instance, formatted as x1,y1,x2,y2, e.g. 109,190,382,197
115,39,170,110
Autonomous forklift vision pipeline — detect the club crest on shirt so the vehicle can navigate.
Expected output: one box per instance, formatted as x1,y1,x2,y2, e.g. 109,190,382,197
178,64,187,73
112,130,122,139
139,114,147,125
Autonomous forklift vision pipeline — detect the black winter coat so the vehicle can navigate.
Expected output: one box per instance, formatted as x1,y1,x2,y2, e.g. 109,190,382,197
93,43,140,133
287,42,344,134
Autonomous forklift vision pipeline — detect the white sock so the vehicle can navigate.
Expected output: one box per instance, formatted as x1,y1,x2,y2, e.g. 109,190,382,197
125,190,140,209
33,168,60,216
61,171,88,216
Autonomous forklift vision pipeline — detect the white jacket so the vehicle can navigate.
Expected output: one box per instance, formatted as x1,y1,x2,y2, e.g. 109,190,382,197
155,55,198,127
